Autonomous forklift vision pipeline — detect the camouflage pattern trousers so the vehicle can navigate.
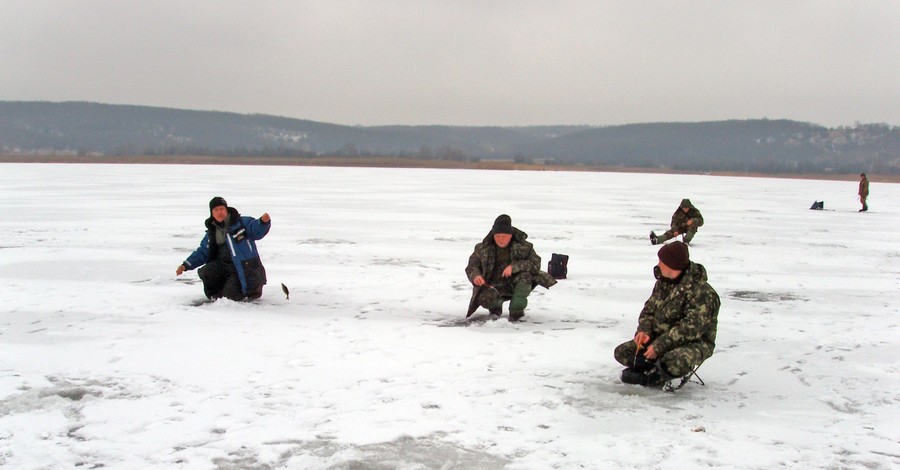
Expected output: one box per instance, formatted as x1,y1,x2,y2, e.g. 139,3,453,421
473,272,534,313
659,226,698,244
613,339,710,378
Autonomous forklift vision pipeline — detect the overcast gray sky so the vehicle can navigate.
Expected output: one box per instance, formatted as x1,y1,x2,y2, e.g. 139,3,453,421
2,1,898,127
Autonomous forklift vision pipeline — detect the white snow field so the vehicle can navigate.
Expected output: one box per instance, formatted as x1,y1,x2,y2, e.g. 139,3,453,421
0,163,898,469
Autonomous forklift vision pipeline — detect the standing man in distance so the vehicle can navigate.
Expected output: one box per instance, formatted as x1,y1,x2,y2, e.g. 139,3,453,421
858,173,869,212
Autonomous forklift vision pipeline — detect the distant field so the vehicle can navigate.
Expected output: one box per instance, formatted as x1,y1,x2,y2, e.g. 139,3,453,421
1,154,896,183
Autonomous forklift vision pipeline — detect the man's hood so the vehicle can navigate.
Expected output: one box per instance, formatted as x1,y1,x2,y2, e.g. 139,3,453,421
682,261,708,285
482,226,528,245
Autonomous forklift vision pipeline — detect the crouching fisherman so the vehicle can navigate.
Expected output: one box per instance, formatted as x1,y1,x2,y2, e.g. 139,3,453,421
176,197,271,301
614,241,720,387
465,214,557,321
650,198,704,245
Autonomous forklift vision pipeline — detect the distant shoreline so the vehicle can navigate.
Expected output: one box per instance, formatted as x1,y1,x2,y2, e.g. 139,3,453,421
2,154,896,183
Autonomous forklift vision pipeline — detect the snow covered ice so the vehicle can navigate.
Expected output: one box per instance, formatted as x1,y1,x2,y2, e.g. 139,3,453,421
0,163,898,469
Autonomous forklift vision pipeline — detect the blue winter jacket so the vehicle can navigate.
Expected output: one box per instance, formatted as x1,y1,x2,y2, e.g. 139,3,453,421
183,207,271,294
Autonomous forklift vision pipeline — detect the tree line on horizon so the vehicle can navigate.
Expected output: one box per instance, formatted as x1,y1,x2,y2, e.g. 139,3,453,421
1,101,898,174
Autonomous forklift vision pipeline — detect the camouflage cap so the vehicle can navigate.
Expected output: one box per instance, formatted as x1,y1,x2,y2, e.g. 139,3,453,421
680,198,693,208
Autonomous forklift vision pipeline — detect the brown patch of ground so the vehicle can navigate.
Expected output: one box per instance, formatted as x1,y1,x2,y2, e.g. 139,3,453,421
2,154,897,183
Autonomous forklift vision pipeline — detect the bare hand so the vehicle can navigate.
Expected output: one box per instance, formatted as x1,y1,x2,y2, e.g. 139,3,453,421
686,219,693,226
260,212,271,223
502,265,513,277
634,331,650,347
176,264,186,276
473,275,485,286
643,345,658,360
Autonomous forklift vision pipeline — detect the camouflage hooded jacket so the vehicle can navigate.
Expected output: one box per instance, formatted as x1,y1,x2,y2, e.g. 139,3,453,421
466,227,557,288
637,261,720,358
670,200,704,233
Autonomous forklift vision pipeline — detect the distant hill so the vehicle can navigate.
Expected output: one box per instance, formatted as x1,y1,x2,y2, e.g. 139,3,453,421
0,101,559,160
1,101,898,173
529,120,900,173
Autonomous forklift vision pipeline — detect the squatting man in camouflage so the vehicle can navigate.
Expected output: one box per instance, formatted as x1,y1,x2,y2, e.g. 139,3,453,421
466,214,557,322
176,197,271,301
650,198,704,245
614,241,720,387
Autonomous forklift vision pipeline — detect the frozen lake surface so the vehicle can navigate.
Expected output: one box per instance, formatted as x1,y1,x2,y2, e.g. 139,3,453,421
0,163,898,469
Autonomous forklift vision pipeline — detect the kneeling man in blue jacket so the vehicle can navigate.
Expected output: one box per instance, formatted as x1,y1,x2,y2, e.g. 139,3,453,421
176,197,271,301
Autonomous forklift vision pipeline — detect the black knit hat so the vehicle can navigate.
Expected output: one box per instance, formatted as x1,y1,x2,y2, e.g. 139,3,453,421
492,214,512,235
209,196,228,212
658,241,690,271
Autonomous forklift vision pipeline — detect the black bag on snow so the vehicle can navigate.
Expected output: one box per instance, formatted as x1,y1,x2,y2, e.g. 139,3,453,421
548,253,569,279
809,201,824,210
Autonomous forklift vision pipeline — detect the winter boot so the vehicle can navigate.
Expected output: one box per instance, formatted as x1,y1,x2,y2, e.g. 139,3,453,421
488,307,502,319
620,363,673,387
649,231,659,245
620,368,644,384
639,367,667,387
508,310,524,322
631,354,656,373
655,231,673,244
642,363,677,387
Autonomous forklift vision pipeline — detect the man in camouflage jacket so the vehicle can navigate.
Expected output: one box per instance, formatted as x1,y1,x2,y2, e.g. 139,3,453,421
614,241,720,387
466,214,557,321
651,198,704,245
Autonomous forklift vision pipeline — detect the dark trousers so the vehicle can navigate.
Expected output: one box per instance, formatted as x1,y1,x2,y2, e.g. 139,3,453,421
198,260,261,301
